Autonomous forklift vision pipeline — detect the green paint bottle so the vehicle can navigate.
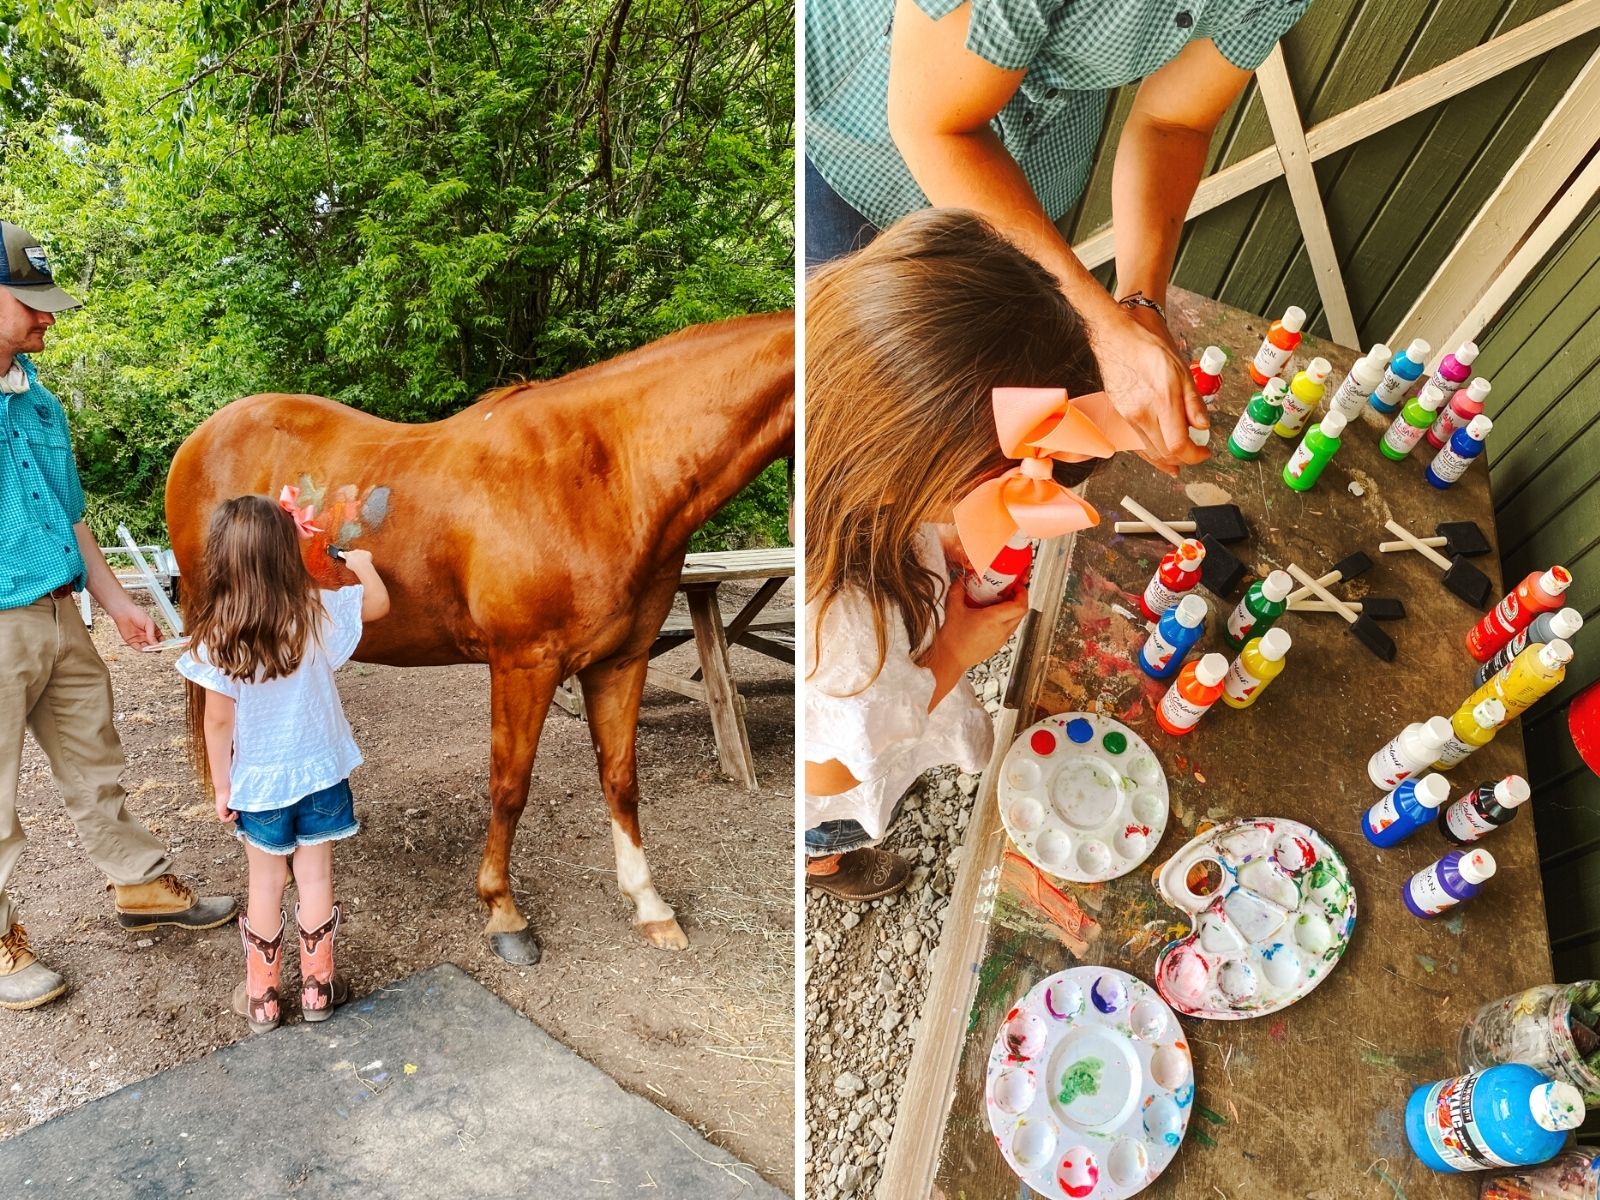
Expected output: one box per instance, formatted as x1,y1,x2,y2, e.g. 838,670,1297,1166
1283,410,1348,492
1380,382,1445,461
1226,377,1287,460
1223,568,1294,650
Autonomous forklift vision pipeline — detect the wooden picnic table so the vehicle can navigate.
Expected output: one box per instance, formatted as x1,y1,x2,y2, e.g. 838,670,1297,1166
557,546,794,790
880,288,1551,1199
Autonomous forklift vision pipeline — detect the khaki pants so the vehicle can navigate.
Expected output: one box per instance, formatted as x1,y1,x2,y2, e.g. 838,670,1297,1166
0,593,171,933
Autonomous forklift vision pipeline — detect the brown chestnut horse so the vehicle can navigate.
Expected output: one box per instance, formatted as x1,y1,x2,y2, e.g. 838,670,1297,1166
165,312,793,964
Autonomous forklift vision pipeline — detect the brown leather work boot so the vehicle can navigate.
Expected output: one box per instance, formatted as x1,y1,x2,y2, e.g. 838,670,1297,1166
112,873,237,931
0,924,68,1011
296,903,349,1022
232,912,284,1034
805,847,912,903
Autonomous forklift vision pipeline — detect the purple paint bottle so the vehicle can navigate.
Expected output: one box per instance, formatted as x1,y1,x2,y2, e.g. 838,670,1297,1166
1363,773,1449,847
1403,848,1496,918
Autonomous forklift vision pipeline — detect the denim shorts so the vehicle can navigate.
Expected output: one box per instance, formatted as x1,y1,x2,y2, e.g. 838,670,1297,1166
804,792,908,858
234,780,360,856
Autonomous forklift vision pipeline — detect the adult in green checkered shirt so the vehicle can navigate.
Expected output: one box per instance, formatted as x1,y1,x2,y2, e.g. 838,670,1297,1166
0,220,235,1012
807,0,1313,474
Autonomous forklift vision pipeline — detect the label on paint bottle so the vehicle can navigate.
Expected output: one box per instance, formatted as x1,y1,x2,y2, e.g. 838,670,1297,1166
1443,801,1498,843
1142,577,1186,620
1284,441,1315,480
1142,628,1182,673
1432,736,1476,769
1222,658,1261,704
1372,739,1419,790
1225,603,1255,644
1430,444,1477,484
1406,863,1466,917
1427,369,1469,399
1365,791,1402,836
1372,368,1414,410
1382,419,1429,457
1327,375,1369,420
1158,689,1211,733
1277,392,1315,429
1414,1073,1513,1171
1230,413,1277,454
1251,342,1293,380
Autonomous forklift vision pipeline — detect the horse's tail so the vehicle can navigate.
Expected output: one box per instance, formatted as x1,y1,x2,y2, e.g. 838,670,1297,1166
185,679,213,797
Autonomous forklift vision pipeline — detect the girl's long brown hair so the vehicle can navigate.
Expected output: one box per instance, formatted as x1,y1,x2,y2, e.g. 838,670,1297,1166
806,209,1105,681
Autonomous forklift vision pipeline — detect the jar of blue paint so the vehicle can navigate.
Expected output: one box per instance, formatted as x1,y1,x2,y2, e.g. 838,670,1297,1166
1406,1064,1582,1173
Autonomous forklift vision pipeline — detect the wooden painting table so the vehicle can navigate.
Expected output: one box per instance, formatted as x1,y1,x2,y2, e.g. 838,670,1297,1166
556,547,794,790
881,289,1553,1199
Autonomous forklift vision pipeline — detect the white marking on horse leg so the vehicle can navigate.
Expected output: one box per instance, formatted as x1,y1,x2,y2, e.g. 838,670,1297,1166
611,819,675,925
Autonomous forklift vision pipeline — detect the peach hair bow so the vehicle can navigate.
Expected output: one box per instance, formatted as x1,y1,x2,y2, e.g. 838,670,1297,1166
278,485,321,539
953,387,1143,573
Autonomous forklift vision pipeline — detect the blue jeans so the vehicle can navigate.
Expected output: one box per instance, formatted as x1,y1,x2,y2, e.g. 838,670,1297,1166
805,158,879,270
804,793,908,858
234,780,360,856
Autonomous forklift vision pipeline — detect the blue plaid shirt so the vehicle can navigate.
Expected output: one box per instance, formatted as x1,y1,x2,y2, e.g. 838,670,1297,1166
1,354,87,609
807,0,1311,228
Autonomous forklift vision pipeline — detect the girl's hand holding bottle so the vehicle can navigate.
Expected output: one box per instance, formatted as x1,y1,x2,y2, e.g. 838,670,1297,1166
938,586,1030,672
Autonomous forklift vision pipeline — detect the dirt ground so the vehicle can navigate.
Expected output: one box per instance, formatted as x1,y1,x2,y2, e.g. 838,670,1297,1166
0,584,795,1190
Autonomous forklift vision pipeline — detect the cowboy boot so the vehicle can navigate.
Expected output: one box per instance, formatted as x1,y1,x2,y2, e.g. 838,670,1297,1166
112,873,237,931
296,902,349,1022
0,924,68,1011
231,912,284,1034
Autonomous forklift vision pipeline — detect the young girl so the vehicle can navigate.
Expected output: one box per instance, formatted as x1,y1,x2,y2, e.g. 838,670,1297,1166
178,495,389,1032
805,209,1141,901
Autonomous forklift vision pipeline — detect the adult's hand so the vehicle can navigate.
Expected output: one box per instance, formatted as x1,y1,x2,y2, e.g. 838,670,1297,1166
1090,305,1210,477
103,595,158,648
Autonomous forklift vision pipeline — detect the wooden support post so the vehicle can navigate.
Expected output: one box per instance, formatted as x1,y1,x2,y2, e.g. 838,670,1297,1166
685,583,759,790
691,575,785,682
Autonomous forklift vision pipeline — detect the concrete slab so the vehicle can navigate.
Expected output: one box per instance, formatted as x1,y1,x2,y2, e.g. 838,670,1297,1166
1,964,786,1199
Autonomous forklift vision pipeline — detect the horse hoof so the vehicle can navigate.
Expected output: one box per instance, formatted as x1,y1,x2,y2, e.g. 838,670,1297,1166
489,929,542,965
638,918,689,951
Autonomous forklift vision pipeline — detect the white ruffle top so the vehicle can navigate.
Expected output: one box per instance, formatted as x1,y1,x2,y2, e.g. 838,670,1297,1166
804,526,993,840
177,586,365,812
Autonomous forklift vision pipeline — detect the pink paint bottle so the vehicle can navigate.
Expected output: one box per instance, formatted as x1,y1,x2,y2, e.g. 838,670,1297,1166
1426,376,1491,449
1426,341,1478,400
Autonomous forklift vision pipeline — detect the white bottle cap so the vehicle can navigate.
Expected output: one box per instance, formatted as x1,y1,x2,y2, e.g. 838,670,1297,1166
1174,594,1208,628
1189,426,1211,447
1458,848,1496,884
1367,342,1392,365
1303,356,1331,384
1200,346,1227,375
1414,774,1450,809
1261,570,1293,602
1421,716,1454,749
1472,698,1506,729
1263,376,1289,398
1318,411,1348,438
1495,774,1531,808
1406,338,1432,363
1540,639,1573,667
1414,382,1445,411
1257,627,1292,661
1178,538,1206,565
1531,1080,1585,1132
1464,377,1492,403
1454,341,1480,366
1541,568,1572,596
1551,607,1584,639
1195,653,1228,687
1281,306,1306,332
1465,414,1493,440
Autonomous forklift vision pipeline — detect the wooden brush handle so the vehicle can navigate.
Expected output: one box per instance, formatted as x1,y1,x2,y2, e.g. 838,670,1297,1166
1286,563,1359,623
1379,536,1446,552
1290,600,1370,613
1383,519,1453,571
1118,496,1184,547
1113,520,1198,534
1286,567,1343,604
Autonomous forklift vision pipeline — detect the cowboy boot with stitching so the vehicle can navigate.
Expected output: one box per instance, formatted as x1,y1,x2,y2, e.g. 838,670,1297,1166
232,912,284,1034
296,902,349,1022
112,873,237,931
0,924,68,1011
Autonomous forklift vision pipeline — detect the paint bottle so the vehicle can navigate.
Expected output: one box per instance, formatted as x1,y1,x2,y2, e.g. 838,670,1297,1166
1362,772,1448,847
1369,716,1455,789
1248,306,1306,385
1380,382,1446,460
1282,410,1348,492
1427,376,1492,450
1432,698,1507,770
966,532,1035,605
1473,608,1585,687
1155,652,1229,736
1405,1063,1581,1171
1227,377,1288,460
1370,338,1431,415
1426,341,1479,402
1440,775,1532,846
1272,356,1333,436
1140,593,1208,681
1467,568,1574,661
1426,413,1493,489
1459,640,1573,723
1223,569,1293,649
1480,1150,1600,1200
1138,538,1206,622
1403,847,1496,919
1190,346,1226,406
1326,342,1391,422
1222,626,1292,709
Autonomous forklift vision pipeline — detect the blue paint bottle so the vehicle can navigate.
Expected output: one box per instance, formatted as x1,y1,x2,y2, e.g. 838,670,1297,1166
1403,848,1495,917
1370,338,1431,414
1139,593,1207,680
1406,1064,1582,1173
1425,413,1493,489
1362,773,1449,847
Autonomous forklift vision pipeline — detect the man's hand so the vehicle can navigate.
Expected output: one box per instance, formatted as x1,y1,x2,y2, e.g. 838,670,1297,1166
1091,307,1211,476
103,595,159,649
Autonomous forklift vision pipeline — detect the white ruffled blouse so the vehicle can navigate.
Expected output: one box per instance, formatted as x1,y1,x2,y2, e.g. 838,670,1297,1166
804,526,994,840
177,586,365,812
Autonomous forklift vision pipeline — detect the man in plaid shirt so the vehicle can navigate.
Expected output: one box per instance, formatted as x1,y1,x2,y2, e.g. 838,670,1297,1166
0,220,235,1011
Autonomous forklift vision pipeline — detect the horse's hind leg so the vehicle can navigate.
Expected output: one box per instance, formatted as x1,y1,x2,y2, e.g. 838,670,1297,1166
479,655,560,964
578,653,688,950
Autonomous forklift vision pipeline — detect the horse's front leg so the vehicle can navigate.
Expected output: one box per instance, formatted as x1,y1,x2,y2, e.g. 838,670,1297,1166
478,653,560,964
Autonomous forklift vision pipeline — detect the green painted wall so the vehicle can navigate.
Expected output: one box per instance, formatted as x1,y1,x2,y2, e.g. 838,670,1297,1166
1070,0,1600,347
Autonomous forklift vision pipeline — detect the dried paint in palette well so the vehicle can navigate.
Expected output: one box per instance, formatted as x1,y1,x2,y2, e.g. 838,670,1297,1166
986,967,1193,1200
1153,818,1357,1021
998,714,1169,884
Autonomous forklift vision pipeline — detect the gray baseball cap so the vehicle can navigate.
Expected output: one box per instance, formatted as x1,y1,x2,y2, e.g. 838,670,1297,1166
0,221,82,312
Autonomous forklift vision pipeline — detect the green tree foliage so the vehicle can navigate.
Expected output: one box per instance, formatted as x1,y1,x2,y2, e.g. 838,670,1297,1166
0,0,793,548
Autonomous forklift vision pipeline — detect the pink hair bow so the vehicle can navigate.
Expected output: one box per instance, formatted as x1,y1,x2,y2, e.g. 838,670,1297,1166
953,387,1142,573
278,485,321,539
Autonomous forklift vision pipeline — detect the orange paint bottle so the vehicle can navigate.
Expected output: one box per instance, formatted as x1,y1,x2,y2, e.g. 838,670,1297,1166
1248,305,1306,385
1155,653,1229,736
1465,567,1572,662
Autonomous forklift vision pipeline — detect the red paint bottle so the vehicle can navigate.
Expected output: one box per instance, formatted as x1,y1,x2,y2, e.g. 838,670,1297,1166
1466,567,1573,662
1190,346,1226,406
1248,306,1306,385
1155,653,1229,736
1139,538,1206,622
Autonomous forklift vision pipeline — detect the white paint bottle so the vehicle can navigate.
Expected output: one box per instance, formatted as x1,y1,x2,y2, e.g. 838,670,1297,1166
1326,343,1390,422
1368,716,1454,789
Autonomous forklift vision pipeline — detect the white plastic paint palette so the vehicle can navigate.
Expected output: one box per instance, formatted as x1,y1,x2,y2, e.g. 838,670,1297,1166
1153,818,1357,1021
999,714,1169,883
986,967,1192,1200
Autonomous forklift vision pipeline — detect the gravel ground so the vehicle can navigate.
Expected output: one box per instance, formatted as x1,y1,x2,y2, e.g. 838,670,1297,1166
801,644,1013,1200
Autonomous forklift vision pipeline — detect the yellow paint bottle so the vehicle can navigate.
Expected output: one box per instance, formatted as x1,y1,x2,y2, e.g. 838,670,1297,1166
1456,639,1573,724
1273,357,1332,437
1222,627,1292,709
1432,697,1506,770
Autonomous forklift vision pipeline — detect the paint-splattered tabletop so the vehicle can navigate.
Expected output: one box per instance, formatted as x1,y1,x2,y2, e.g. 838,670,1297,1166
926,290,1550,1200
